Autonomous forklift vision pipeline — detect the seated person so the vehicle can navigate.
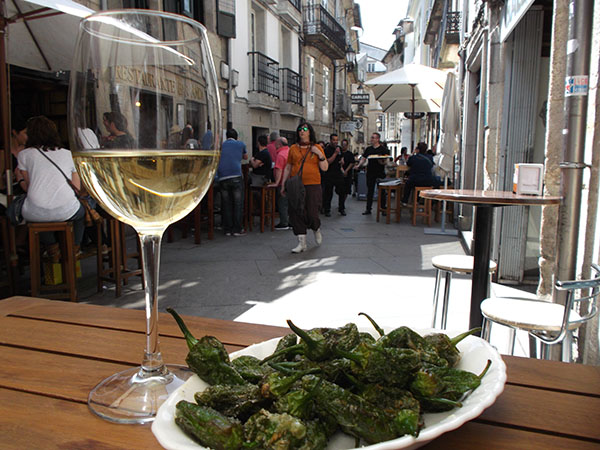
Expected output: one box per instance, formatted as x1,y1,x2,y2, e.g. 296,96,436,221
401,142,442,205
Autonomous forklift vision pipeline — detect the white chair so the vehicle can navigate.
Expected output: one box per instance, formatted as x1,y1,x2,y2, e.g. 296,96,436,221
481,264,600,362
431,254,497,329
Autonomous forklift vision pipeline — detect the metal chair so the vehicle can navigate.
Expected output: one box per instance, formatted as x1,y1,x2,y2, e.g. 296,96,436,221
481,264,600,362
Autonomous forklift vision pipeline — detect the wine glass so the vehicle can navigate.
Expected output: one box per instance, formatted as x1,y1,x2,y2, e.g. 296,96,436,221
68,10,221,424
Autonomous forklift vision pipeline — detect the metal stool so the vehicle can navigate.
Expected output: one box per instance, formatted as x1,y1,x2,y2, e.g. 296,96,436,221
432,254,497,329
28,221,78,302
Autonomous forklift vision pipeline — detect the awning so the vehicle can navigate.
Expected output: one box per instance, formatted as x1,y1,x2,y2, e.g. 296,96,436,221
4,0,93,72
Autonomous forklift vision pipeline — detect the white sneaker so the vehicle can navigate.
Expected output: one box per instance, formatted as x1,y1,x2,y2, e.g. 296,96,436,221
292,235,307,253
314,228,322,245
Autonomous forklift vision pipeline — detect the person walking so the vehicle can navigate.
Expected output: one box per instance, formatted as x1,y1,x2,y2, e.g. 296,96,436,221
355,132,389,215
281,122,328,253
270,137,290,230
339,138,355,216
216,128,248,236
321,133,345,217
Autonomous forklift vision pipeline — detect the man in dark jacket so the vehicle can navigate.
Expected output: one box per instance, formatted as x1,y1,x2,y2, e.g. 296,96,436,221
401,142,442,204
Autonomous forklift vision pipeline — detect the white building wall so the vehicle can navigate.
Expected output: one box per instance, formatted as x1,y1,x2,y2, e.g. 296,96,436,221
232,0,250,98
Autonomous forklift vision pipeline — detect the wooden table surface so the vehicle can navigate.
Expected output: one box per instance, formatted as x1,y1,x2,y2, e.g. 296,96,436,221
1,296,599,449
419,189,562,206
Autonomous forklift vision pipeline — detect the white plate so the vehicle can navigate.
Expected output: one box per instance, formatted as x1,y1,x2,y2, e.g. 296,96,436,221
152,327,506,450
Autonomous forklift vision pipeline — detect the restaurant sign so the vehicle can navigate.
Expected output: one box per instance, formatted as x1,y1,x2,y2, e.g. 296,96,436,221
351,93,370,104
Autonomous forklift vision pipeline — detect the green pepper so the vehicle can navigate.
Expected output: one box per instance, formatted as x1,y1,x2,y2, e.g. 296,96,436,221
411,359,492,412
358,312,385,337
360,384,421,436
423,328,481,368
194,384,269,422
232,355,274,384
260,368,319,399
167,308,246,385
303,375,409,444
243,409,327,450
336,341,421,385
175,400,244,450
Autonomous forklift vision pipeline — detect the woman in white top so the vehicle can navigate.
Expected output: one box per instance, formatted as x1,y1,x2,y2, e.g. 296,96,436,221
17,116,85,255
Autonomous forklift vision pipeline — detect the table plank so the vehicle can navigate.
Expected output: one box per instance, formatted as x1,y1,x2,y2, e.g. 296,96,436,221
504,355,600,396
0,316,246,366
0,388,162,450
479,384,600,441
1,346,133,402
423,421,599,449
2,297,289,346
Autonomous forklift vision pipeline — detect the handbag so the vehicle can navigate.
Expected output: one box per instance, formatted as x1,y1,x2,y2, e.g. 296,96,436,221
284,147,310,212
6,193,26,226
35,148,103,226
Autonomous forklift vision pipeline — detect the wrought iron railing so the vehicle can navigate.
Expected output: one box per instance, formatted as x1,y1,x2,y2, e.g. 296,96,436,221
248,51,280,98
303,4,345,53
280,68,302,105
446,11,461,37
288,0,301,12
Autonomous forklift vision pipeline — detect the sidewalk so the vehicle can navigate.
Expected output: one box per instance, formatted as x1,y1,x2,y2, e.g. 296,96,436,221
79,195,536,357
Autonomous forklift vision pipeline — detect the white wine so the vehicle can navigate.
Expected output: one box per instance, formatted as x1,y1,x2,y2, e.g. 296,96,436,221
73,149,218,232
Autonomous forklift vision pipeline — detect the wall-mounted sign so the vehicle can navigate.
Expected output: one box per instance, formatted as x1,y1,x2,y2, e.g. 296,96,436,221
351,93,370,104
340,121,356,132
403,112,425,119
565,75,588,97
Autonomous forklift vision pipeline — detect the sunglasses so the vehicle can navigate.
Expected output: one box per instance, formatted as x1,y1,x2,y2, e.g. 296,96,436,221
298,126,309,132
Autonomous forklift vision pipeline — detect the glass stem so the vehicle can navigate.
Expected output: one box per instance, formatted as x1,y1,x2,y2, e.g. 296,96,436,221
139,232,167,375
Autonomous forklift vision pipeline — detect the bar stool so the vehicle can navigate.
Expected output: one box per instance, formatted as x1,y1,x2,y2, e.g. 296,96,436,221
167,184,214,244
98,218,143,297
431,254,497,329
28,221,77,302
376,184,403,224
412,186,433,226
0,216,14,295
248,185,276,232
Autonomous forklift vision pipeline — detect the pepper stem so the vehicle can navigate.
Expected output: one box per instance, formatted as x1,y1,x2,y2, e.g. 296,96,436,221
286,320,319,350
478,359,492,379
260,343,303,364
166,307,198,350
450,328,481,346
358,312,385,337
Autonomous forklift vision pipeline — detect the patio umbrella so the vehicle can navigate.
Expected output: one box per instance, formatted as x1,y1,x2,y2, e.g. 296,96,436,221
425,71,461,237
366,63,446,150
0,0,92,287
1,0,92,188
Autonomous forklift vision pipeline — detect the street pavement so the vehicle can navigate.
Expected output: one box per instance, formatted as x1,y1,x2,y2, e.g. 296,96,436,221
78,195,536,357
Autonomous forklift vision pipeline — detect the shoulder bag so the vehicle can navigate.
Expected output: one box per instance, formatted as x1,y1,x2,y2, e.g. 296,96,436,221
284,146,310,212
6,193,26,226
36,148,103,226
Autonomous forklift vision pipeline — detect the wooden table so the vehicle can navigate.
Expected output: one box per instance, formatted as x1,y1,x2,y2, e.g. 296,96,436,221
420,189,561,329
1,296,598,449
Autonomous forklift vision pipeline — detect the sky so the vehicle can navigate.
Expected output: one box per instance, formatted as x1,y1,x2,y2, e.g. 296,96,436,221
354,0,409,51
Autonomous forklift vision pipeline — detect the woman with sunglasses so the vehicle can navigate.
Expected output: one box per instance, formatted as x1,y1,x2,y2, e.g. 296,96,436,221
281,122,328,253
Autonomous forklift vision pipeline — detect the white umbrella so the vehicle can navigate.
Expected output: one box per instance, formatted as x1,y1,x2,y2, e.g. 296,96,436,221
425,71,461,236
4,0,93,72
366,63,447,149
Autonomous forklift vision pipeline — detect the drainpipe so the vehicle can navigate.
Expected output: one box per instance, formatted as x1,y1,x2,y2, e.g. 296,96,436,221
474,27,488,191
226,38,233,130
554,0,593,360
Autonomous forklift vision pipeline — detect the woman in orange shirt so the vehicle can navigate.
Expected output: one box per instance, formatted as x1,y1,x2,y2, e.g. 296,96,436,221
281,122,328,253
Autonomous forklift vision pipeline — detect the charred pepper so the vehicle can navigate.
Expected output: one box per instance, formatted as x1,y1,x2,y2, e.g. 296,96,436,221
175,400,244,450
232,355,274,384
423,328,481,368
167,308,246,386
194,384,269,422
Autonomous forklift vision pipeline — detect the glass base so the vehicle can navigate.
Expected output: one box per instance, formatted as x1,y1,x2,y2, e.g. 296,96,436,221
88,364,193,424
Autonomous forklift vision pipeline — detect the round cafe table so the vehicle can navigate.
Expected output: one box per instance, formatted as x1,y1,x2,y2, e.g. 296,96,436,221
419,189,562,331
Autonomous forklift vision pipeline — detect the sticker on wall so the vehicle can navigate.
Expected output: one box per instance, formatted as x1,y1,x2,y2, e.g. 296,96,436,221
565,75,589,96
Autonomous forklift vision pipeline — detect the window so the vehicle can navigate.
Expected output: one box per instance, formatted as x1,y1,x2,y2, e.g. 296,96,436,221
367,62,375,72
122,0,148,8
307,56,315,120
322,66,330,123
163,0,204,23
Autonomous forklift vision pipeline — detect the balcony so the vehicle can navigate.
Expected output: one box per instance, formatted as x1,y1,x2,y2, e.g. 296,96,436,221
278,0,302,29
279,68,303,117
248,51,280,111
334,89,352,119
445,11,460,44
303,4,346,59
